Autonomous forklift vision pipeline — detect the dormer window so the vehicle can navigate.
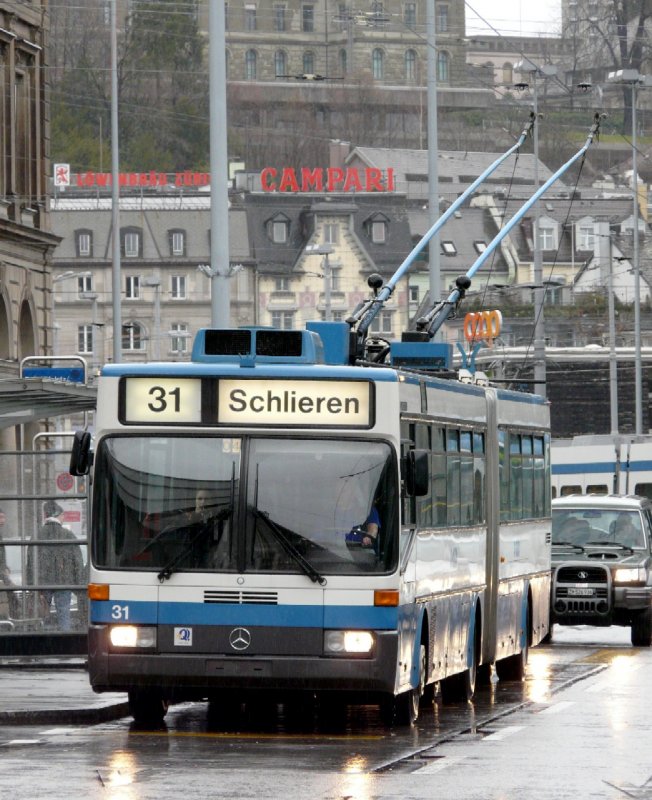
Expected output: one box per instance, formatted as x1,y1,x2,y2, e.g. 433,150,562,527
365,213,389,244
266,214,290,244
538,227,555,250
75,230,93,257
441,241,457,255
169,229,186,256
578,225,595,250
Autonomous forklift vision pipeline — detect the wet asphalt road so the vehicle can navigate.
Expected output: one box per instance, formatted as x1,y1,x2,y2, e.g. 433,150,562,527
1,625,650,800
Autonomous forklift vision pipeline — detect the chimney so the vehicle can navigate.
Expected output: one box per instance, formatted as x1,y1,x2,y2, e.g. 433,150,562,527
329,140,350,170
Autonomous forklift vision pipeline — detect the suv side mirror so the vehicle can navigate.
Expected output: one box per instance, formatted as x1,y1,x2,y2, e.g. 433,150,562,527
70,430,93,476
406,449,429,497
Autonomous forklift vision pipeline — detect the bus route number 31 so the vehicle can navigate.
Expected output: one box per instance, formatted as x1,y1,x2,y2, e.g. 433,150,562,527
124,377,202,424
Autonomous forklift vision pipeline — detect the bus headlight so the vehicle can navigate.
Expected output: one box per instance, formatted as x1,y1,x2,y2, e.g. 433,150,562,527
613,568,646,584
324,630,375,656
109,625,157,648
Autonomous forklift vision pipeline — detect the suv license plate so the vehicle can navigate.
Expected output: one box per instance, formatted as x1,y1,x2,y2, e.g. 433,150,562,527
568,587,595,597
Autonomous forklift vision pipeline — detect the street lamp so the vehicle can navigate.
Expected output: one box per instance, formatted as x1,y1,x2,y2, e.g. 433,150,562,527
607,69,652,434
514,59,558,398
305,244,334,321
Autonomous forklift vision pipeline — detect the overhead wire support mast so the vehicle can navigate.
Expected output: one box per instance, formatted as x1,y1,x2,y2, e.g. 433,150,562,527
418,112,605,341
349,113,537,352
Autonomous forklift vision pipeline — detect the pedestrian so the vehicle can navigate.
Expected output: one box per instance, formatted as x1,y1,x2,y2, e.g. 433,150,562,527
0,507,18,620
27,501,84,632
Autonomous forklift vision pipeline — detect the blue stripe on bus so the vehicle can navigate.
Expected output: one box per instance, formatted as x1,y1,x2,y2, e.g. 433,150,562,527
91,600,399,629
552,460,652,475
101,363,399,382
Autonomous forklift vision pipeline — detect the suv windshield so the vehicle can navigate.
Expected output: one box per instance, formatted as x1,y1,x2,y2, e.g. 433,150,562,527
93,435,398,575
552,508,647,549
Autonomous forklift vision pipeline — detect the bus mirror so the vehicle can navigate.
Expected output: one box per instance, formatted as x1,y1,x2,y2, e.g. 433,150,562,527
406,449,429,496
70,430,93,476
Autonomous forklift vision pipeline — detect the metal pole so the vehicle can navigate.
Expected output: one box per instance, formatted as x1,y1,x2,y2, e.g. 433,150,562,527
608,236,618,435
324,254,332,321
209,0,231,326
632,85,643,433
110,0,121,363
91,296,98,375
532,76,546,397
426,0,441,327
153,282,161,360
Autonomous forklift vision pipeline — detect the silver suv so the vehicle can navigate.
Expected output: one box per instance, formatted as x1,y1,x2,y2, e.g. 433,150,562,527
551,494,652,647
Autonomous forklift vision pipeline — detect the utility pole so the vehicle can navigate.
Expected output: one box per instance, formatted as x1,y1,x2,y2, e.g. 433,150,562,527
110,0,121,362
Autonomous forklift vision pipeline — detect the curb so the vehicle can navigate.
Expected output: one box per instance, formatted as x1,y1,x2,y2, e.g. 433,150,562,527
0,701,130,726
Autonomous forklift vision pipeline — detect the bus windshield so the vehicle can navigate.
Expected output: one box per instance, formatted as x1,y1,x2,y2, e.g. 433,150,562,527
93,435,398,576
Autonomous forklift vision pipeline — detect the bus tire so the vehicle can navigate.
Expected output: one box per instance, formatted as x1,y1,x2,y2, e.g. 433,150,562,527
379,643,425,726
631,608,652,647
496,601,530,681
128,689,169,724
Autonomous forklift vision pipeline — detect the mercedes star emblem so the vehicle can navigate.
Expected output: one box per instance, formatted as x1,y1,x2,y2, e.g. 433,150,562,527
229,627,252,651
578,571,588,580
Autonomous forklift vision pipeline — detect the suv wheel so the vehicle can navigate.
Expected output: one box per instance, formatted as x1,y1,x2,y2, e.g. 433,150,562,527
631,608,652,647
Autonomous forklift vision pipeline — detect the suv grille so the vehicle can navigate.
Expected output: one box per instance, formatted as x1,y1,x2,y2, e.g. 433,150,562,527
556,566,608,584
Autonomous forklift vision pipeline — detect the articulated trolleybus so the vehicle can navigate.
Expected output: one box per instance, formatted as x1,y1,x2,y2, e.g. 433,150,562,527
73,321,551,725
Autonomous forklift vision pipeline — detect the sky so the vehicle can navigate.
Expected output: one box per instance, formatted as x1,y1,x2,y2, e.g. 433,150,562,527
465,0,562,37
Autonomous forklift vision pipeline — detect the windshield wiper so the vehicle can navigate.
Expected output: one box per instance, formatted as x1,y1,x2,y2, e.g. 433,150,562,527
252,508,326,586
585,540,634,553
552,540,585,552
157,506,233,582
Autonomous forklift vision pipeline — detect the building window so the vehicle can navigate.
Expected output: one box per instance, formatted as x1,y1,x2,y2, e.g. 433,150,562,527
122,322,144,350
539,227,555,250
405,49,417,82
245,4,257,30
78,325,93,354
578,225,595,249
275,50,287,77
324,224,339,244
78,274,93,295
274,4,286,30
125,276,140,299
409,285,419,303
269,220,288,243
437,51,450,83
331,266,341,291
372,48,384,80
371,220,386,243
437,3,448,31
303,51,315,74
275,277,291,291
370,311,393,334
170,230,185,256
76,231,92,257
123,230,141,258
302,5,314,31
271,311,294,329
474,241,487,253
245,50,257,80
441,240,457,255
502,62,513,85
170,323,189,354
171,275,186,299
404,2,416,27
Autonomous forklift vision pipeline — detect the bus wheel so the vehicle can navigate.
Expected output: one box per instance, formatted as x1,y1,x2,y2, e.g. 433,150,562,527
128,689,169,724
379,644,425,726
496,633,529,681
440,642,477,705
631,608,652,647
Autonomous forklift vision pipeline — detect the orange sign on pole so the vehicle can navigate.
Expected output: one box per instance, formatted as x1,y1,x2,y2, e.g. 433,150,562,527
463,310,502,345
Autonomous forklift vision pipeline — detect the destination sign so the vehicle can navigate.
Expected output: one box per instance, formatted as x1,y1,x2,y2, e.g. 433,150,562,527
218,379,371,426
120,377,372,427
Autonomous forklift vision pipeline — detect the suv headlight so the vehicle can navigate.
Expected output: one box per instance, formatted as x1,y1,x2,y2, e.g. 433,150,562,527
613,567,646,584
